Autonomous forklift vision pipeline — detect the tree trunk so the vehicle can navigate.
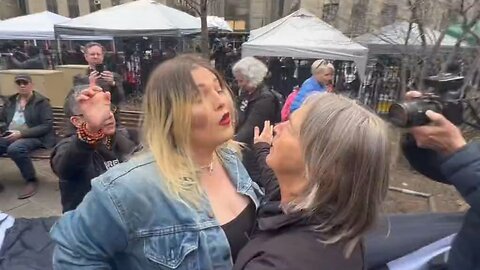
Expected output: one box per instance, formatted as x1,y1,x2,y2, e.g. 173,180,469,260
200,0,209,59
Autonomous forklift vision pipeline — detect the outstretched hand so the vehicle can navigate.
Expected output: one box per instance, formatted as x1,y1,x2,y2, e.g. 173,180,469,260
76,86,112,133
254,120,274,145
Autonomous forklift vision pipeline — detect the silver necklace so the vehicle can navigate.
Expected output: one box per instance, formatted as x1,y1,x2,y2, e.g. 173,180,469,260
200,160,214,174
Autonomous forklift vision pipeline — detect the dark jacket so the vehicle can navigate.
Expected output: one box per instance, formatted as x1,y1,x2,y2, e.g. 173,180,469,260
403,137,480,270
85,68,125,106
234,142,364,270
252,142,280,201
0,216,58,270
234,204,364,270
235,85,278,145
0,91,55,148
50,132,138,212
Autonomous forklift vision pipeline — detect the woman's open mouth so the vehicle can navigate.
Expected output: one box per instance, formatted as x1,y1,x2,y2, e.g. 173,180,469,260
219,112,231,126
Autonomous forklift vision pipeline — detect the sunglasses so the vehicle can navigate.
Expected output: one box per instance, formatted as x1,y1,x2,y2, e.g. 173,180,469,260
15,80,30,86
73,104,117,117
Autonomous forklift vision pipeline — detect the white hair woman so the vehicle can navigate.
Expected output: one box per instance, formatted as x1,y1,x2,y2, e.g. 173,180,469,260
232,57,279,145
290,59,335,113
234,93,391,270
50,55,263,269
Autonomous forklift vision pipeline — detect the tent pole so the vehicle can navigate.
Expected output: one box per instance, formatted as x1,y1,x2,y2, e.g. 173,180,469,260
57,38,63,65
33,40,37,46
112,38,116,53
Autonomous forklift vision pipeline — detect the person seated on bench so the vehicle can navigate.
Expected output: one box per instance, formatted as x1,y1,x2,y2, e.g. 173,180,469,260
0,74,55,199
50,84,138,213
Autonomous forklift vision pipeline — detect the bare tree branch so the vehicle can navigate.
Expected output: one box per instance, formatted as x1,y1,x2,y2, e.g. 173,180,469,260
183,0,201,16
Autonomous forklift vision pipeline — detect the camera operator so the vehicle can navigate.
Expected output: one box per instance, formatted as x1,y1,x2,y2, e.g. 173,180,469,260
402,90,479,270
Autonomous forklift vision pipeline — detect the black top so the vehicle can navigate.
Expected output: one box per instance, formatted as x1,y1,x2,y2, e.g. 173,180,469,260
50,133,139,212
221,200,256,262
233,202,364,270
235,85,278,145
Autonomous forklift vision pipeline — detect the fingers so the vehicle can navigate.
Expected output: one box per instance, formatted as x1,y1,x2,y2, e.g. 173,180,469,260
425,110,448,126
77,86,103,102
254,126,260,139
405,91,422,101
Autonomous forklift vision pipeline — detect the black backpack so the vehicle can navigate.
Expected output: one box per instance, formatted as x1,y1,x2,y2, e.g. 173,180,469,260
268,88,285,124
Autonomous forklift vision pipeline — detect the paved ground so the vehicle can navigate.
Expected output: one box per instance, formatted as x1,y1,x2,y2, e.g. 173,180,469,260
0,158,61,218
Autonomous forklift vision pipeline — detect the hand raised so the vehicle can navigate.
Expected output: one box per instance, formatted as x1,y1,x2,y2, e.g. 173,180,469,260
76,86,112,133
254,120,274,145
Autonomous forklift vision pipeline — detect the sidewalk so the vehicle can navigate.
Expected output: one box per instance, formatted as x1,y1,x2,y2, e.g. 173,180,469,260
0,158,61,218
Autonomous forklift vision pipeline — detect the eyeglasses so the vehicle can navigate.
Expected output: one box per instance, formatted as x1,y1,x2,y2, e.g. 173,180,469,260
15,80,30,86
73,104,117,117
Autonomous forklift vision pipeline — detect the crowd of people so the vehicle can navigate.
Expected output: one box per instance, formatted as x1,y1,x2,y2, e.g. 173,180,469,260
0,41,478,270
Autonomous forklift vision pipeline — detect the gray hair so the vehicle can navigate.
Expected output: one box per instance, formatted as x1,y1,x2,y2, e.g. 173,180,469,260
311,59,335,75
232,57,268,88
84,42,105,54
64,84,89,118
288,93,391,256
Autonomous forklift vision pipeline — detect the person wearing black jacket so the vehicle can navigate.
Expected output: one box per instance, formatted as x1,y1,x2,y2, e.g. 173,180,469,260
233,57,279,185
233,57,279,145
234,93,392,270
402,92,480,270
82,42,125,107
50,85,139,212
0,74,55,199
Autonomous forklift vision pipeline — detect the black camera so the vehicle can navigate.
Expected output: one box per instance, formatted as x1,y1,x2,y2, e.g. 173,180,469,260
388,74,464,128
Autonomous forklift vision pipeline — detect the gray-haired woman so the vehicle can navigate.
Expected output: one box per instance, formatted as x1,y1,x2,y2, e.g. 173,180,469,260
234,93,392,270
232,57,279,145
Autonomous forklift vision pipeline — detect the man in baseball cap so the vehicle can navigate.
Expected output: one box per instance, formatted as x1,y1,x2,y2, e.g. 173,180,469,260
0,74,55,199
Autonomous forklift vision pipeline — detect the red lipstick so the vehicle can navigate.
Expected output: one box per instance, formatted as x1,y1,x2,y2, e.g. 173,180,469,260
219,112,231,126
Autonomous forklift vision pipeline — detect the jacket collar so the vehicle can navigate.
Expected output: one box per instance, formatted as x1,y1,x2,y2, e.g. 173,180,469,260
257,201,314,231
8,91,44,105
240,84,267,102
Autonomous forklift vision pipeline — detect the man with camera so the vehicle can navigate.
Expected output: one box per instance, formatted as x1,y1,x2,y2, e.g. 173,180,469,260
0,74,55,199
83,42,124,107
401,89,479,270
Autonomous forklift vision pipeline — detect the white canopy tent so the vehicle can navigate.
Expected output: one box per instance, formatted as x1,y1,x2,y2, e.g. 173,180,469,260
198,16,233,32
354,21,461,55
242,9,369,80
54,0,201,37
0,11,111,40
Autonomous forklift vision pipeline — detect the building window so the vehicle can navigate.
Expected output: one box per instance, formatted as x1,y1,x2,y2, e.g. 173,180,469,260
380,4,398,26
322,3,339,24
46,0,58,13
111,0,121,6
89,0,101,12
350,1,368,36
68,0,80,17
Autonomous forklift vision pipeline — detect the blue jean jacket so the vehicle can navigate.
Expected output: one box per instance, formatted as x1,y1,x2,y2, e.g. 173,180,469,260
50,148,263,270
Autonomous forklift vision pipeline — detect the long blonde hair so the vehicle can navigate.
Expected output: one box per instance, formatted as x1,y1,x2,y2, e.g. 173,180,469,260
142,55,238,206
291,93,391,256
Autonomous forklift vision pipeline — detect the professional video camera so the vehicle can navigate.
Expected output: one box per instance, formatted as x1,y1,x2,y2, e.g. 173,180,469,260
388,74,464,128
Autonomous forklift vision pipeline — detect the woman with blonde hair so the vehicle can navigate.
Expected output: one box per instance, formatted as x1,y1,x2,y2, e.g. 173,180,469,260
50,55,263,269
290,59,335,113
234,93,391,269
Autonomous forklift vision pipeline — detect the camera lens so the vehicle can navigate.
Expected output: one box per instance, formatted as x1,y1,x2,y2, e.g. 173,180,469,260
388,100,442,128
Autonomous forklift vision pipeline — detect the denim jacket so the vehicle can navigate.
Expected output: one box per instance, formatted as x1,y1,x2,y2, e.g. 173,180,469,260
50,148,263,270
